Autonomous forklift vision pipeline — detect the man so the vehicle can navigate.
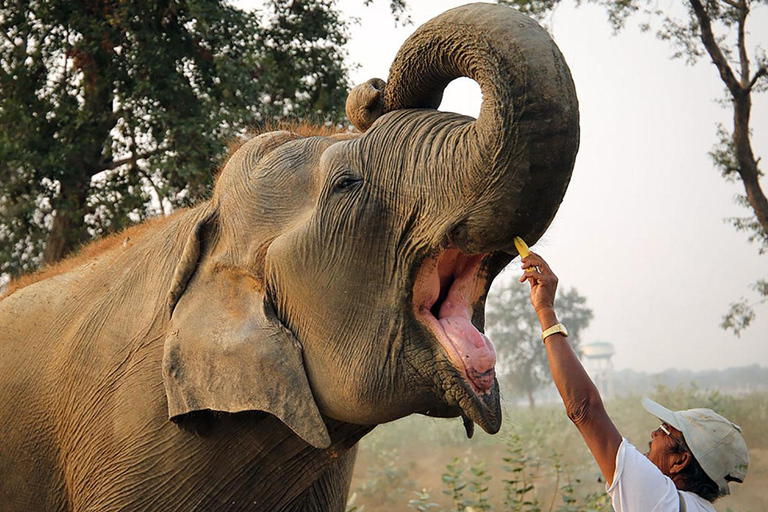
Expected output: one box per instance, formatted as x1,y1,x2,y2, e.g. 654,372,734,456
519,251,748,512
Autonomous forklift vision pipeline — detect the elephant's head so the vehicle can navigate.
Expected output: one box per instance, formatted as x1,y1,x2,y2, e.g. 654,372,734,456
163,3,579,448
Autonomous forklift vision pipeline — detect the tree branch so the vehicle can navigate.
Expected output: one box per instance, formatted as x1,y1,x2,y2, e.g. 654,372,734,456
104,128,167,208
101,148,163,172
58,28,71,96
748,65,767,91
688,0,742,95
736,0,749,86
740,172,768,237
134,166,164,206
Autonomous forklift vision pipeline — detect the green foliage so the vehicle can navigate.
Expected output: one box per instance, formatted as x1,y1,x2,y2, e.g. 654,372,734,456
352,386,767,511
555,473,579,512
711,118,768,335
363,0,411,24
721,296,757,336
442,458,470,511
408,489,441,511
553,470,611,512
485,279,593,407
403,435,612,512
728,198,768,254
501,433,542,511
468,462,493,511
721,277,768,337
0,0,352,274
436,458,494,511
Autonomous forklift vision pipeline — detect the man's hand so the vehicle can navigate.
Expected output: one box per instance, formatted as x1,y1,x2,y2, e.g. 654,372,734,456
519,251,558,326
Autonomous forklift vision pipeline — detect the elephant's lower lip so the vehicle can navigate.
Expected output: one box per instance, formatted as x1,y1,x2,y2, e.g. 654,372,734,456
420,362,501,435
459,381,501,434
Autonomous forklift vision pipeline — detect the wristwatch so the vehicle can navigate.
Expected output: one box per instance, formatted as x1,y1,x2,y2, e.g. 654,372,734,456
541,322,568,341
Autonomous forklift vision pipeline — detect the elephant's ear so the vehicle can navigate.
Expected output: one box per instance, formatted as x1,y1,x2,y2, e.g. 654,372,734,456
163,217,330,449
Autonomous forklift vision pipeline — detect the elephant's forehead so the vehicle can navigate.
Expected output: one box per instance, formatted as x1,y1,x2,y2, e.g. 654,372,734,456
214,135,344,214
356,109,475,173
260,136,335,174
317,139,354,170
246,136,339,197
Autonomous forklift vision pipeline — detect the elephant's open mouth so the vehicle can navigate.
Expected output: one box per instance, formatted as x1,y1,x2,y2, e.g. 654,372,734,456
413,248,501,435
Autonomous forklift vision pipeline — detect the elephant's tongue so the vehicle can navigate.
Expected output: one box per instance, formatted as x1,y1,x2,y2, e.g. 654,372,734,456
437,297,496,393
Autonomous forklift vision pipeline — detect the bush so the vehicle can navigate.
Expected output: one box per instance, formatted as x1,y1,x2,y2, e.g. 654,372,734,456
349,387,766,512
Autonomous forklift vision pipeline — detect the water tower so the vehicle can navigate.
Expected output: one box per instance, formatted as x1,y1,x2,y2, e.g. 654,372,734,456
581,341,615,397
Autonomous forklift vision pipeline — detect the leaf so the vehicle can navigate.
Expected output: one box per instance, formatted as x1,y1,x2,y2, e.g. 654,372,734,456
0,0,352,273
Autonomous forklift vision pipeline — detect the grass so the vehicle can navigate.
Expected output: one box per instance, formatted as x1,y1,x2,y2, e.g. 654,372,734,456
348,386,767,511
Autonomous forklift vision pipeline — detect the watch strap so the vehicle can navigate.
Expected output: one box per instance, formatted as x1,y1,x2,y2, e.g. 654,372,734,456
541,322,568,341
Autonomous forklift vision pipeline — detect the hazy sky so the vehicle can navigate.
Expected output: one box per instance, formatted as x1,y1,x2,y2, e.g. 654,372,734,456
242,0,767,373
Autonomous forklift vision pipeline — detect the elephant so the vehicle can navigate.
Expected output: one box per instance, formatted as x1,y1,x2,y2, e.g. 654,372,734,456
0,4,578,511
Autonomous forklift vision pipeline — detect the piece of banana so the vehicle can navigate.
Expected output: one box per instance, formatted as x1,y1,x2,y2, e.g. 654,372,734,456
513,236,529,258
513,236,534,272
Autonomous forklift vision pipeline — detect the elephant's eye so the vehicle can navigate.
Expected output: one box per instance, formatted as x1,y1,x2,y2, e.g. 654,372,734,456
333,175,362,192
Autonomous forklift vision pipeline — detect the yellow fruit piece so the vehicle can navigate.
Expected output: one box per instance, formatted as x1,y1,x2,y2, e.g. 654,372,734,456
513,236,530,258
514,236,534,272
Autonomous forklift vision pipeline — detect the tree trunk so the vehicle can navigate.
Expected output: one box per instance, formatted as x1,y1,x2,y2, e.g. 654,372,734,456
41,176,91,264
732,91,768,237
689,0,768,239
527,387,536,409
41,36,115,265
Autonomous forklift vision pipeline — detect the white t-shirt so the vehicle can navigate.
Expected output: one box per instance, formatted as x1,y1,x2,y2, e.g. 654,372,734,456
606,438,716,512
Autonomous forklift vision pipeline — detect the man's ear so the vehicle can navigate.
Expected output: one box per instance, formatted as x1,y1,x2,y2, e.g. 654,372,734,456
162,215,330,449
670,451,692,475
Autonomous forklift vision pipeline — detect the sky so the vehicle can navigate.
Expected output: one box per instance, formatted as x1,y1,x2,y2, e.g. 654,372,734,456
241,0,767,373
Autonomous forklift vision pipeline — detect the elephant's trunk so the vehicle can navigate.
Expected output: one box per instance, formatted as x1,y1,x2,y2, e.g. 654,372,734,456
384,3,579,253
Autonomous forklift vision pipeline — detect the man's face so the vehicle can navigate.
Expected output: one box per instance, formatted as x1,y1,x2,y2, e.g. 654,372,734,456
646,423,686,476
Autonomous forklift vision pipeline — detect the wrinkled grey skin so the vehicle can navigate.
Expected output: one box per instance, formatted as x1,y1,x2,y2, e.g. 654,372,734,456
0,4,578,511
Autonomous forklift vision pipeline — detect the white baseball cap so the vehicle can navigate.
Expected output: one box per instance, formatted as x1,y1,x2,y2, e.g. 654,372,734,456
642,397,748,495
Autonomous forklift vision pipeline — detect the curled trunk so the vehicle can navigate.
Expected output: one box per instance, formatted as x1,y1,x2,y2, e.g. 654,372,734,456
384,4,579,252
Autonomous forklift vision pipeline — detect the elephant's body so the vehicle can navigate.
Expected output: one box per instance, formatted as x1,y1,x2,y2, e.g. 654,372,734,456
0,4,580,510
0,210,367,511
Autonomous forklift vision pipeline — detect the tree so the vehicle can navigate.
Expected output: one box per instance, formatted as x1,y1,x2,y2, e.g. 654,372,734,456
485,279,593,408
0,0,353,277
500,0,767,334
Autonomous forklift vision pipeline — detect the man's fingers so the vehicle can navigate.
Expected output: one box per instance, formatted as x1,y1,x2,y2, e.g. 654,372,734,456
519,272,541,287
521,263,540,273
523,252,553,275
520,270,557,291
525,252,548,270
521,258,543,274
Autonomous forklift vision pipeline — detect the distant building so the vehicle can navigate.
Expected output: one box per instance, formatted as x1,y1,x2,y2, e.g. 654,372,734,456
581,341,615,398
